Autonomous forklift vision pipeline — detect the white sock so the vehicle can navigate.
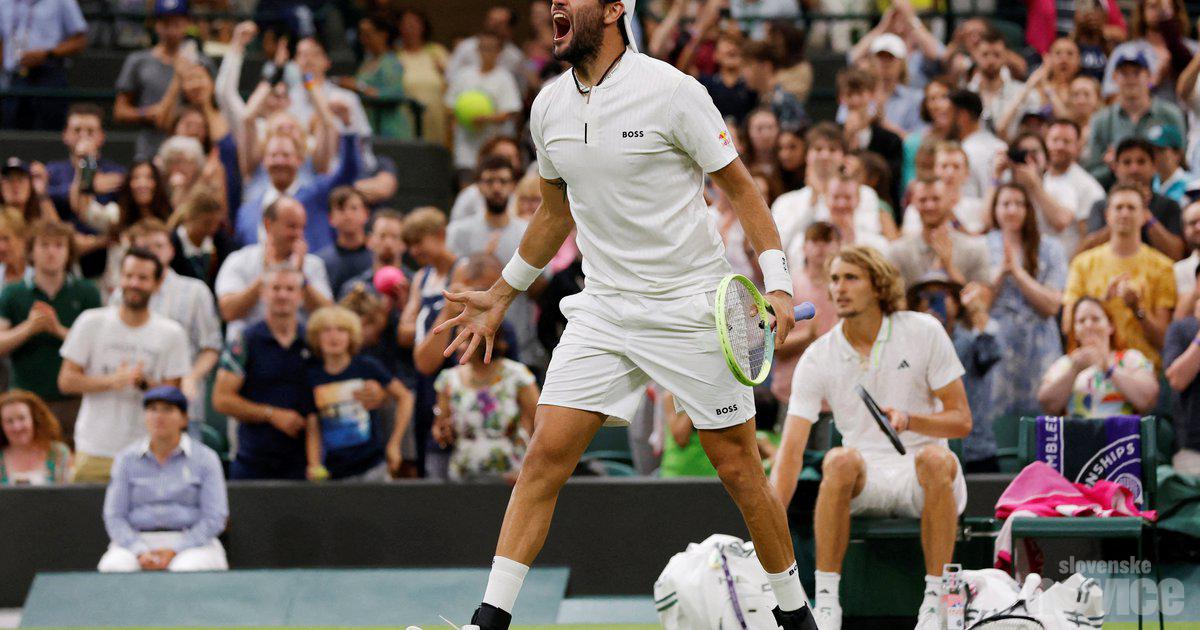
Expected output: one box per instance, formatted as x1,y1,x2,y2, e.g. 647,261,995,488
482,556,529,613
924,574,943,597
814,571,841,608
766,562,808,612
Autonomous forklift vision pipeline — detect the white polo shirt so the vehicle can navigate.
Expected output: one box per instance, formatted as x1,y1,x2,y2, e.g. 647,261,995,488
530,52,739,299
771,185,884,255
787,311,965,456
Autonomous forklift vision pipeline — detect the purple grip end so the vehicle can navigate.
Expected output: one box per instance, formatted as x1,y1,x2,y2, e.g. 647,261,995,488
793,302,816,321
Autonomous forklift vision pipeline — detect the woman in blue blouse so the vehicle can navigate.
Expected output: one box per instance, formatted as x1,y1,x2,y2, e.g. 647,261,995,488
984,183,1067,418
98,386,228,573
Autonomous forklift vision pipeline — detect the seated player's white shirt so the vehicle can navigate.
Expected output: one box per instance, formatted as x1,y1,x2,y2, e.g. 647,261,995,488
787,311,965,456
530,53,738,299
771,185,883,255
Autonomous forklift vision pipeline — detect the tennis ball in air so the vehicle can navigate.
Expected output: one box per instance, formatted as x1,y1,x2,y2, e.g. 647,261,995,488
373,265,407,296
454,90,495,128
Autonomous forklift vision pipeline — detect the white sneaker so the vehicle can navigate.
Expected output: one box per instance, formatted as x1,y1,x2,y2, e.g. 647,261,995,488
913,587,940,630
812,603,841,630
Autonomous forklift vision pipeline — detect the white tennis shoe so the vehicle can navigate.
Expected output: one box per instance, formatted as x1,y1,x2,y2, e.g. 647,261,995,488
913,586,940,630
812,603,841,630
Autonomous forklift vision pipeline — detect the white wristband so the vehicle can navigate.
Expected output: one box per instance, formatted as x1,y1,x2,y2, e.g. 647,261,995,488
759,249,793,296
502,252,544,292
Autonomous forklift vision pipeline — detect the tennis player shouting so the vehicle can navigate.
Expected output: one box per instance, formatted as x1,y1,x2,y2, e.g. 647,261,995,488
433,1,816,629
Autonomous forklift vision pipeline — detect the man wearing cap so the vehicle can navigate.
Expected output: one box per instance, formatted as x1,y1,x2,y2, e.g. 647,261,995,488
966,29,1039,138
838,32,923,135
1147,124,1189,204
113,0,215,160
59,248,191,482
98,385,229,573
437,1,815,628
0,0,88,130
1085,49,1185,182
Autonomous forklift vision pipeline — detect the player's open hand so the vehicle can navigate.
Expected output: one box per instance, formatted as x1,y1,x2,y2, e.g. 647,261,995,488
765,291,794,350
434,286,515,364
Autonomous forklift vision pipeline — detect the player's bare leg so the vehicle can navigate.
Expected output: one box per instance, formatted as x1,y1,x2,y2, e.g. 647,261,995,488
915,444,958,574
813,447,866,572
811,446,867,630
698,419,818,629
469,404,605,629
914,444,961,628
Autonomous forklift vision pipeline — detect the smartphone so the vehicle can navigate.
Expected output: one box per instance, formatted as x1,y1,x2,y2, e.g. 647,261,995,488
1007,147,1030,166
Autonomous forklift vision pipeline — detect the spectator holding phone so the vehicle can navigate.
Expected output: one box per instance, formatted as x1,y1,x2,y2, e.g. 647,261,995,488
58,249,191,483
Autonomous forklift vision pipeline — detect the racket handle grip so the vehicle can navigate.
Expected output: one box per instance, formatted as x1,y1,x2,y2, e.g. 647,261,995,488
793,302,816,321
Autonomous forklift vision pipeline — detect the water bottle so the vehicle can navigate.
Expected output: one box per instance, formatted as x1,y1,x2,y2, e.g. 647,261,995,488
78,155,98,195
940,563,965,630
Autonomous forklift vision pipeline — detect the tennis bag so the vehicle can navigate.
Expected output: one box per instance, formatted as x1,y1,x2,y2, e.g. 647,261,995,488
654,534,782,630
962,569,1104,629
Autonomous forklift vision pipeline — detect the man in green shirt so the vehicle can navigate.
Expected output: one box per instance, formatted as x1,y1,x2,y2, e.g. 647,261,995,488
0,219,100,442
1086,49,1186,183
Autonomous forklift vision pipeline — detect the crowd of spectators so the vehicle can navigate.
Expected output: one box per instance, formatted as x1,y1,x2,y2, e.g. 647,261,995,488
1,0,1200,519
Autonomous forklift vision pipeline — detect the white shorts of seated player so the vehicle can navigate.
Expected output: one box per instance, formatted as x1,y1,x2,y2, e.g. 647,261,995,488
539,291,755,431
845,449,968,519
98,531,229,573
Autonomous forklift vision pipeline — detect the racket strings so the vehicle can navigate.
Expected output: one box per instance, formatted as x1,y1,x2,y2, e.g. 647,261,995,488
725,282,767,377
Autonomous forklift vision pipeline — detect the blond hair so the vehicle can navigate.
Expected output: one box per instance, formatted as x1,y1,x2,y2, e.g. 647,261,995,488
306,305,364,357
401,206,447,245
830,245,906,314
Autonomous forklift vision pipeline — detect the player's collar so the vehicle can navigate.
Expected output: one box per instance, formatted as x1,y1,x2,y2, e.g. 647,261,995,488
835,314,893,367
572,50,626,96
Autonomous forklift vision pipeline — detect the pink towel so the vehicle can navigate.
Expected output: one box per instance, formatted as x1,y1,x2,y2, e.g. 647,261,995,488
994,461,1155,573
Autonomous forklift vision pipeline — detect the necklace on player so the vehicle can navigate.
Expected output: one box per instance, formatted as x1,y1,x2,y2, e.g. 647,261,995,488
572,50,625,96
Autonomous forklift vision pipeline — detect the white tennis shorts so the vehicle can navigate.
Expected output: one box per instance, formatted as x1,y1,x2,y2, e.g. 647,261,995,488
539,291,755,430
849,449,968,518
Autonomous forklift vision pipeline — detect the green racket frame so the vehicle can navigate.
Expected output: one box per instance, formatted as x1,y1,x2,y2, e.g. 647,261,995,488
714,273,776,386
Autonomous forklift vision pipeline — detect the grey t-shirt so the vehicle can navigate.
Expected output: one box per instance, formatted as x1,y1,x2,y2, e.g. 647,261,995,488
116,49,215,160
445,214,542,364
1163,317,1200,451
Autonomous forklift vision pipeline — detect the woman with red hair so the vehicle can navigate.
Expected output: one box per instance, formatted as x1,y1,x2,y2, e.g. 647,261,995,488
0,390,70,485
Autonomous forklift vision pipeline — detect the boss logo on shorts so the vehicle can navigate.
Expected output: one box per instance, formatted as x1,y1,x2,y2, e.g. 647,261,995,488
715,404,738,415
621,130,645,138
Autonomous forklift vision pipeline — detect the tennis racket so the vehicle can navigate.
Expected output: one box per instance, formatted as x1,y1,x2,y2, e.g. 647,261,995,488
714,274,816,387
855,384,907,455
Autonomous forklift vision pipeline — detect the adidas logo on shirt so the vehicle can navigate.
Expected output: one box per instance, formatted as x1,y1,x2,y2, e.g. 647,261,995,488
898,360,910,369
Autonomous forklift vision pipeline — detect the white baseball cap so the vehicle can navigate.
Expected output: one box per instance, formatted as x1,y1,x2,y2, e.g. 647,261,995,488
869,33,907,59
619,0,638,52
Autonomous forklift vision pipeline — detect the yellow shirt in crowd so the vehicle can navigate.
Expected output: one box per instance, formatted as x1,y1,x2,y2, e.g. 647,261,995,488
1064,243,1176,368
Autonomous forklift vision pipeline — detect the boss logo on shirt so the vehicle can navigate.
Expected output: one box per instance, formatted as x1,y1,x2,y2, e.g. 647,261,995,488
715,404,738,415
621,130,645,138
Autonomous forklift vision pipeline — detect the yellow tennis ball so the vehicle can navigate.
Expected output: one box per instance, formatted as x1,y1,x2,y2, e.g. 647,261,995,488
454,90,495,129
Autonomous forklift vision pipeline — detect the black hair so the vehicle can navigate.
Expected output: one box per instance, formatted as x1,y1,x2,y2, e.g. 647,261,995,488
948,89,984,120
123,246,165,280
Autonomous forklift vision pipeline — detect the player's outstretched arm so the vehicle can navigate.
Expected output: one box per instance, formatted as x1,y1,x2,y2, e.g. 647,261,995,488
709,158,794,347
435,177,575,364
769,414,814,508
